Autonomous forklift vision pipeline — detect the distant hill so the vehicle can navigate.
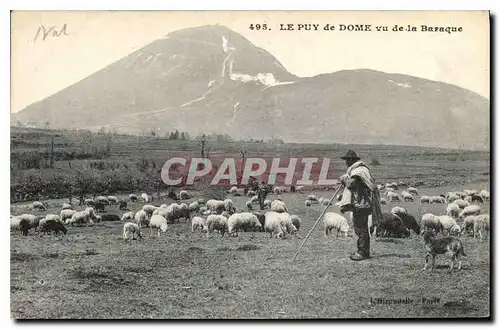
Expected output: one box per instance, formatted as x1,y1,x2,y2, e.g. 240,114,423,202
13,25,490,150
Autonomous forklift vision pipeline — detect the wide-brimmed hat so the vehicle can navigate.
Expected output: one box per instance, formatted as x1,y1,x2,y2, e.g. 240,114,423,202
341,150,360,161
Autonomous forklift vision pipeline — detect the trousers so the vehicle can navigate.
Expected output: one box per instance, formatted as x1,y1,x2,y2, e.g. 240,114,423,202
352,212,370,258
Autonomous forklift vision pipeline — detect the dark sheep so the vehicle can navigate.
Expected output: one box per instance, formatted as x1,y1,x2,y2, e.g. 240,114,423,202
471,195,484,203
99,214,121,222
95,202,106,213
397,212,421,235
377,213,410,238
119,200,128,211
39,219,67,235
168,190,179,201
253,212,266,232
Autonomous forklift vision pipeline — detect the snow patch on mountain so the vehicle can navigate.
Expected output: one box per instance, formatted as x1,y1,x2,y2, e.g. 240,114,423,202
389,80,412,88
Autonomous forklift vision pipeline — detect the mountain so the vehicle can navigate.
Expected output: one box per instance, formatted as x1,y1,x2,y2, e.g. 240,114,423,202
13,25,490,150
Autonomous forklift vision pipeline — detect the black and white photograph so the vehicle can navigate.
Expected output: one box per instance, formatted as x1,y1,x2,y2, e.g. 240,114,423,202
9,10,490,319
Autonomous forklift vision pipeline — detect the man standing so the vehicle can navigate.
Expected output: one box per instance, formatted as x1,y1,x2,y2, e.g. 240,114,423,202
338,150,383,261
258,181,269,210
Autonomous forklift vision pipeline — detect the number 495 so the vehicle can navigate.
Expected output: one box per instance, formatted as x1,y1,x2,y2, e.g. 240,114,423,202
249,24,269,31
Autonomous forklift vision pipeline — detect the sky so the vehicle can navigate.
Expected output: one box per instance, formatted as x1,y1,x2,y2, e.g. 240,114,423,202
10,10,490,113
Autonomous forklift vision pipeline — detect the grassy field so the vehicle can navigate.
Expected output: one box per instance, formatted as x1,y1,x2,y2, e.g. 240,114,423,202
10,183,490,319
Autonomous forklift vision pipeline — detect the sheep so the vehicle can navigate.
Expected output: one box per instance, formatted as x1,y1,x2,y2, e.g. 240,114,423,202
188,201,200,214
141,193,149,203
445,192,460,203
95,202,106,213
227,212,262,236
446,203,460,219
122,222,143,240
121,211,135,221
176,203,191,222
191,216,208,233
277,212,297,235
160,204,168,208
179,190,191,200
107,196,118,204
32,201,46,211
152,207,172,222
461,215,477,236
273,186,281,195
250,195,259,204
459,205,481,220
401,191,414,202
387,191,401,202
84,199,96,207
449,224,461,236
129,194,138,202
296,186,305,193
119,200,128,210
305,200,312,207
470,195,484,204
149,215,168,236
134,209,149,227
44,214,63,223
437,215,459,235
224,199,236,214
247,190,257,197
229,186,238,195
264,212,287,238
38,218,67,235
270,200,288,213
206,199,226,214
246,201,253,211
479,190,490,201
68,208,97,226
453,199,470,209
12,214,40,236
380,198,387,205
323,213,350,237
391,206,408,217
320,198,331,206
263,199,272,209
60,209,76,223
95,196,109,205
473,214,489,239
396,212,420,235
420,196,431,204
421,213,443,233
407,187,418,195
307,195,319,203
61,203,73,210
206,214,228,237
142,204,158,217
385,187,395,194
464,189,478,196
290,215,301,231
430,196,445,204
377,213,410,238
454,191,466,199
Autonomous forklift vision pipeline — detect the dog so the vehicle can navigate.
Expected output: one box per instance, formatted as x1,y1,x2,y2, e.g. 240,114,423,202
422,230,466,271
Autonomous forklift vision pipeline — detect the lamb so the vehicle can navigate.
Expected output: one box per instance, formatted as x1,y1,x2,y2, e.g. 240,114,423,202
179,190,191,200
227,212,262,236
206,199,226,214
461,215,477,236
38,218,67,235
32,201,46,211
142,204,158,217
12,214,40,236
247,190,257,197
430,196,445,204
290,215,301,231
421,213,443,233
386,191,401,202
420,196,431,204
307,195,319,203
377,213,410,238
95,196,109,205
107,196,118,204
270,200,288,213
68,208,97,226
323,212,350,237
206,214,228,237
453,199,470,209
121,211,135,221
437,215,459,235
401,191,414,202
129,194,138,202
407,187,419,195
459,205,481,219
446,203,460,219
479,190,490,201
60,209,76,223
191,216,208,233
263,199,272,209
473,214,489,239
61,203,73,210
305,200,312,207
122,222,143,240
134,209,149,228
149,215,168,236
246,201,253,211
224,199,236,214
141,193,149,203
188,201,200,214
119,200,128,210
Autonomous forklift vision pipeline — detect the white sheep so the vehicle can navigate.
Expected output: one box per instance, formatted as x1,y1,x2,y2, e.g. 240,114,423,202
407,187,418,195
229,186,238,195
305,200,312,207
270,200,288,213
191,216,208,233
129,194,138,202
206,199,226,213
44,214,63,223
446,192,460,203
121,211,135,221
246,201,253,211
134,209,149,227
224,199,236,214
296,186,305,193
420,196,431,204
290,215,301,231
264,212,286,238
387,191,401,202
446,203,460,219
429,196,445,204
437,215,458,235
307,195,319,203
122,222,143,240
141,193,149,203
142,204,158,217
68,208,97,226
464,189,478,196
323,212,350,237
107,196,118,204
459,205,481,219
473,214,489,239
11,214,39,235
391,206,408,216
247,190,257,197
401,191,414,202
277,212,297,234
95,196,109,204
453,199,470,209
273,186,281,195
227,212,262,236
206,214,228,237
250,195,259,204
32,201,46,211
479,190,490,201
153,207,173,222
461,215,477,235
385,187,395,194
149,215,168,236
421,213,443,232
61,203,73,210
179,190,191,200
197,198,206,205
60,209,76,223
263,199,272,209
188,201,200,213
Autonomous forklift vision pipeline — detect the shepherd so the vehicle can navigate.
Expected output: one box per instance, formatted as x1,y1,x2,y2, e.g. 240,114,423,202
338,150,383,261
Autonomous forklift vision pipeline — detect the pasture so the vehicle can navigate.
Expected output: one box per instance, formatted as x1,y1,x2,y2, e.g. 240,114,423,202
10,184,490,319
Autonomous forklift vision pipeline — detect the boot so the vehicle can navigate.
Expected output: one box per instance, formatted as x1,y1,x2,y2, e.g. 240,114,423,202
349,251,366,261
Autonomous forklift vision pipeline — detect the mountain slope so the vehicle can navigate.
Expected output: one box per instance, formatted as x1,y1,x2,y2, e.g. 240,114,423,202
13,25,489,150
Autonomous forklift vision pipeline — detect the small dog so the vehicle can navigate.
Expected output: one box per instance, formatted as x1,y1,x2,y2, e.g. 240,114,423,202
422,230,466,271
